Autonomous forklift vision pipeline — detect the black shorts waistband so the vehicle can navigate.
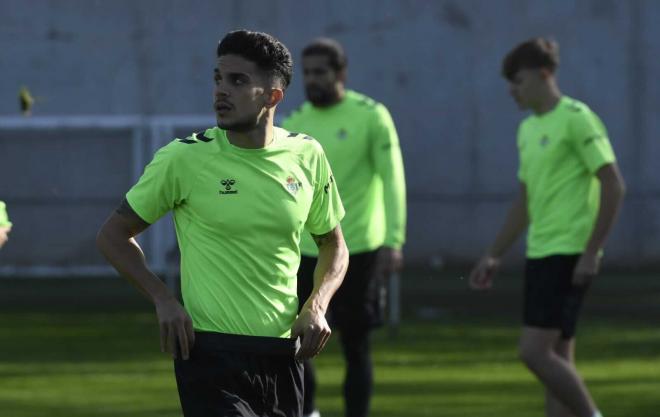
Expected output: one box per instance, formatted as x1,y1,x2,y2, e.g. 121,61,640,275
193,331,300,356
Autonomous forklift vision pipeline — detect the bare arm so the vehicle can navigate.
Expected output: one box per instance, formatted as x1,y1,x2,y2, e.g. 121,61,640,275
97,199,168,301
0,226,10,249
573,163,626,284
96,199,194,359
292,225,349,359
469,183,528,289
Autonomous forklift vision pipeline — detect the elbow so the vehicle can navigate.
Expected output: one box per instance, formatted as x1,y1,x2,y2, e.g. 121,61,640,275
337,238,350,278
610,177,626,202
617,178,627,198
338,238,349,268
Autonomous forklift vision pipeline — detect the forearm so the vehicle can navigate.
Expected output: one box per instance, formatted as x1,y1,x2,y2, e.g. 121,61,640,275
305,231,349,314
97,229,172,304
584,176,626,254
488,190,528,258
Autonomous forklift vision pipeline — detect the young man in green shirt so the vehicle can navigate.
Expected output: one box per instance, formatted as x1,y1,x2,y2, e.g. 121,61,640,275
283,38,406,417
0,201,12,249
469,38,625,417
97,30,349,417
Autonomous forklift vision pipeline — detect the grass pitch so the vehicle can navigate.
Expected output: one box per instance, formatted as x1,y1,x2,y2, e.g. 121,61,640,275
0,271,657,416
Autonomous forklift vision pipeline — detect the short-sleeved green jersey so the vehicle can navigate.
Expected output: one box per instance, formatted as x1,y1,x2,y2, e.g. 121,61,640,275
282,90,406,255
126,127,344,338
517,96,616,258
0,201,11,227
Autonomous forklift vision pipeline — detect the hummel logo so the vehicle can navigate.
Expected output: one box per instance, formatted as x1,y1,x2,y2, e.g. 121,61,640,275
219,179,238,195
337,128,348,140
540,135,550,147
583,135,603,146
323,175,335,194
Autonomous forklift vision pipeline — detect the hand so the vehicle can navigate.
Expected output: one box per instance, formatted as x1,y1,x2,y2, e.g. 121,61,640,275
291,305,331,361
154,296,195,360
0,226,11,249
572,251,600,286
376,246,404,276
469,255,501,290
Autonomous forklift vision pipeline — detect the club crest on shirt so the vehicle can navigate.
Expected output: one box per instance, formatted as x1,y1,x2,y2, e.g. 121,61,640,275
539,135,550,147
285,176,302,195
337,128,348,140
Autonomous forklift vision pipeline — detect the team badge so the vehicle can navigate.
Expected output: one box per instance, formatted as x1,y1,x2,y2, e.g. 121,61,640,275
285,176,302,195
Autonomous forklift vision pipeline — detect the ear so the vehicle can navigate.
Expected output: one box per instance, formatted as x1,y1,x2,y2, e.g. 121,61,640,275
538,68,553,80
337,68,347,84
265,88,284,108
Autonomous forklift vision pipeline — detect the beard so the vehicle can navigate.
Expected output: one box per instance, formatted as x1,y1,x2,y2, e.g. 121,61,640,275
216,111,262,132
305,85,339,107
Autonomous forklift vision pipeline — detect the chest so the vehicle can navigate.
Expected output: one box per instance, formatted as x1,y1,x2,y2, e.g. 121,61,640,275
292,115,371,163
183,154,314,235
519,122,572,170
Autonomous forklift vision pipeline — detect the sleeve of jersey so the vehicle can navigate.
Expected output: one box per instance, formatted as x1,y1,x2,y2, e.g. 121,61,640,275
305,143,345,236
0,201,11,227
371,104,407,249
125,144,185,224
569,110,616,174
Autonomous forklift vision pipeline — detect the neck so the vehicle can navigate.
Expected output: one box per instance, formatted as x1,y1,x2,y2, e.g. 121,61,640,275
226,113,275,149
531,83,562,115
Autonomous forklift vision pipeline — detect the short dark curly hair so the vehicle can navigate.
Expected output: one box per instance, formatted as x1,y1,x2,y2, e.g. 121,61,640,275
502,37,559,81
217,30,293,89
302,37,347,72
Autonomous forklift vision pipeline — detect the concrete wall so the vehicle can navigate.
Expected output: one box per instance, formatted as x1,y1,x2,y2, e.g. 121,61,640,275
1,0,658,270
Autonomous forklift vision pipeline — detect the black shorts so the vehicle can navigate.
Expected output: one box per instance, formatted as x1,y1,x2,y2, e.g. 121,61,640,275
298,249,385,332
174,332,303,417
523,254,591,339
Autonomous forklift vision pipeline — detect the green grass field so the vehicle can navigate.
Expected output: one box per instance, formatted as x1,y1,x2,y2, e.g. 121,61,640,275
0,271,658,416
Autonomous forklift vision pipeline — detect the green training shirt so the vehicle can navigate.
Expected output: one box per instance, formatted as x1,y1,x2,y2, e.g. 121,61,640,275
517,96,616,258
282,90,406,255
126,127,345,338
0,201,11,228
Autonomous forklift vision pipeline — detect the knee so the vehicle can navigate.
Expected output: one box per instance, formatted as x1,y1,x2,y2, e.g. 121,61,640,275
518,343,549,370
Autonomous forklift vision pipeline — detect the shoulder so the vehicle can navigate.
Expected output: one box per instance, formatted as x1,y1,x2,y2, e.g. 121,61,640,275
559,96,600,122
152,128,218,167
276,127,325,158
345,90,394,126
518,114,535,134
281,102,313,127
347,90,382,112
171,128,217,151
561,96,589,113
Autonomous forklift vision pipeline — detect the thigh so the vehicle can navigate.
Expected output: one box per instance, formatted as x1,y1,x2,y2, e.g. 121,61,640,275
174,349,252,417
519,325,563,356
523,254,584,337
264,355,304,417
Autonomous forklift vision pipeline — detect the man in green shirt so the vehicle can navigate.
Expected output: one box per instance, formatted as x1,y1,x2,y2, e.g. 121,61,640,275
283,38,406,417
97,30,348,417
0,201,12,249
469,38,625,417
